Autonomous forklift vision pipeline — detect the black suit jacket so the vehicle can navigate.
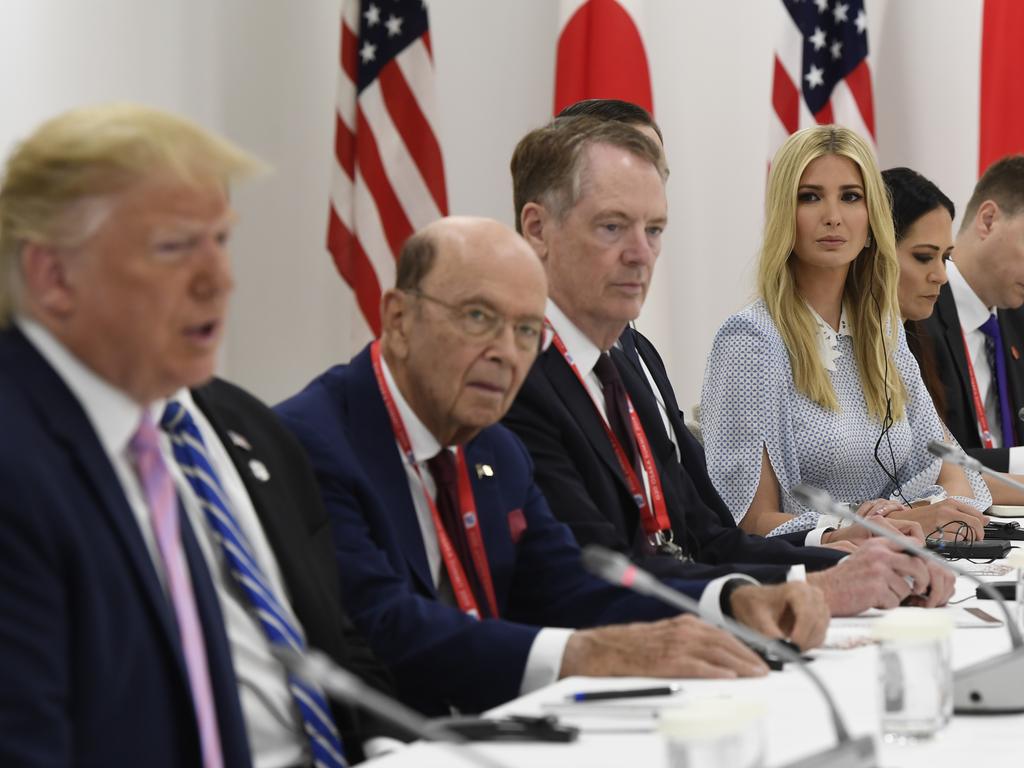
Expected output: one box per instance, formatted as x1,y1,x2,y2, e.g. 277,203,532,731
192,378,398,758
914,282,1024,471
503,326,842,583
0,326,391,766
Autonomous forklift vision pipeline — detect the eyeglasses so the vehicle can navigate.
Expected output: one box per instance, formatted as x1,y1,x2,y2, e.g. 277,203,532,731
407,290,552,353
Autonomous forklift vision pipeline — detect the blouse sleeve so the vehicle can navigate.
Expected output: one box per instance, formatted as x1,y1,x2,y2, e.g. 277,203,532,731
701,307,820,534
893,325,992,510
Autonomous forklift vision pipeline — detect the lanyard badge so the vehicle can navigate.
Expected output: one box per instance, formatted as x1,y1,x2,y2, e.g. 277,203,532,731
549,330,683,559
370,340,499,618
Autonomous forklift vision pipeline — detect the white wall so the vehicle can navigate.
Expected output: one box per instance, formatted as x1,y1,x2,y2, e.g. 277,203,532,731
0,0,985,410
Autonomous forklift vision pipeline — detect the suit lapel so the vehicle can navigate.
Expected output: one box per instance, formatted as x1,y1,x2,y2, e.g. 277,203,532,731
539,348,633,495
0,330,185,677
347,350,437,597
463,439,511,610
190,386,333,615
936,286,977,424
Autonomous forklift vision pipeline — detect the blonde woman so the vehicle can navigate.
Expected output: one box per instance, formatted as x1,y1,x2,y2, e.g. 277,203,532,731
700,125,990,544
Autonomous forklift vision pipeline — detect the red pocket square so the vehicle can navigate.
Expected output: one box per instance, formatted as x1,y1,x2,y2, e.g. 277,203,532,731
507,508,527,543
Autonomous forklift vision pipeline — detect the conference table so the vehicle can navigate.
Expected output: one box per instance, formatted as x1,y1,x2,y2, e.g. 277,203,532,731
366,527,1024,767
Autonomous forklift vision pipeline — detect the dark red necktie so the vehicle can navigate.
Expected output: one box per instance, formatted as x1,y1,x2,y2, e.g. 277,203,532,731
426,449,491,617
594,352,642,478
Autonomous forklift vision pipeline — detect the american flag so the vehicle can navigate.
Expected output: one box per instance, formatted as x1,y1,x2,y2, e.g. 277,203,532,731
329,0,448,335
770,0,874,154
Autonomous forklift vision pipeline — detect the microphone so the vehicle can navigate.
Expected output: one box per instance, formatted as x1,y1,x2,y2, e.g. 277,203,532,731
271,645,513,768
792,483,1024,714
928,439,1024,494
581,546,876,768
1018,407,1024,424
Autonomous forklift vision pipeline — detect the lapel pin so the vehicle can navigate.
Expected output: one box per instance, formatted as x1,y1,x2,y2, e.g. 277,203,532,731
228,430,253,451
475,463,494,479
248,459,270,482
1013,346,1020,361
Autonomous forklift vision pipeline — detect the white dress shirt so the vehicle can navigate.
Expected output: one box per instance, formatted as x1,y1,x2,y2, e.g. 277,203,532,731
545,300,756,612
19,318,307,768
378,356,572,696
948,261,1024,472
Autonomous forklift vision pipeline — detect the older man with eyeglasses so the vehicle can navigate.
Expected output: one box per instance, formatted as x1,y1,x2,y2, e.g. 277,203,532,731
275,215,830,717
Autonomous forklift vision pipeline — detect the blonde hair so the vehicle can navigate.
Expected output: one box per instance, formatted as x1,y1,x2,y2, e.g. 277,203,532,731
0,102,264,326
758,125,905,422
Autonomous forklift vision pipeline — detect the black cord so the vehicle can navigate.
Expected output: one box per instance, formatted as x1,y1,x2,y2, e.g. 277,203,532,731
868,268,909,504
925,520,999,564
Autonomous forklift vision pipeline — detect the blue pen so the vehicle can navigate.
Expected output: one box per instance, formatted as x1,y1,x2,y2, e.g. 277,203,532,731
567,684,682,702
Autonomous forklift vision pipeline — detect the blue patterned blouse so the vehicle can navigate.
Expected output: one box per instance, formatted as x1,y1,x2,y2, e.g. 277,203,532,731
700,299,991,535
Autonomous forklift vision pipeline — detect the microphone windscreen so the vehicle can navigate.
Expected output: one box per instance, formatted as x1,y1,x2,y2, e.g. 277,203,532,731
580,545,630,583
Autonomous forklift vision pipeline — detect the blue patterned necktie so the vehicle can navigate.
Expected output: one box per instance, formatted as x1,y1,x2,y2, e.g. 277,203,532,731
979,313,1017,447
161,402,347,768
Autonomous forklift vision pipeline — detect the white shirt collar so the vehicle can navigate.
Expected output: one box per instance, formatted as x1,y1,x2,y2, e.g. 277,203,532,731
805,302,852,372
947,259,993,332
17,316,146,457
380,354,443,463
546,299,604,376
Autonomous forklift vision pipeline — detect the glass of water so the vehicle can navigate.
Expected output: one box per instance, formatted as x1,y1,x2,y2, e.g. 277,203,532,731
872,608,953,741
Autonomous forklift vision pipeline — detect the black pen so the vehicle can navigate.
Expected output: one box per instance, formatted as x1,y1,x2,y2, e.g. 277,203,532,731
566,684,682,702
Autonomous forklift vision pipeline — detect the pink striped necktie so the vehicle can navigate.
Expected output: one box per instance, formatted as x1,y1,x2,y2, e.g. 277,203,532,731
129,412,224,768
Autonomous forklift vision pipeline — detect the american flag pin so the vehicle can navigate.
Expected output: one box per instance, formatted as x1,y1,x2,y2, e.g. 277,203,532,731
475,463,494,479
249,459,270,482
228,430,252,451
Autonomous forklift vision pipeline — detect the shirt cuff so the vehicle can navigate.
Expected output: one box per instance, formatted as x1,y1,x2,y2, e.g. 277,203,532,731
519,627,574,696
803,528,832,546
1009,447,1024,475
363,737,408,759
787,564,807,582
700,574,758,621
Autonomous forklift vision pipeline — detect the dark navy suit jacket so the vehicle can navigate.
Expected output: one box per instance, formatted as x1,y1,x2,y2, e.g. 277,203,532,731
913,283,1024,471
275,345,704,716
0,326,389,766
502,326,842,583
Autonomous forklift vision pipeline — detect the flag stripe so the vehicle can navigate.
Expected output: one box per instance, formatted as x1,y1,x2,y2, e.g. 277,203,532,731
378,58,448,214
328,210,382,335
842,59,875,139
354,106,414,257
341,22,359,84
772,55,800,135
351,174,398,293
361,77,442,229
334,114,355,178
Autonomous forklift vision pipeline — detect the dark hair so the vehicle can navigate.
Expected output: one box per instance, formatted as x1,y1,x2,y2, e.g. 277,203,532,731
962,154,1024,229
881,167,955,242
904,320,947,420
395,229,437,290
882,167,953,420
510,115,666,234
556,98,663,143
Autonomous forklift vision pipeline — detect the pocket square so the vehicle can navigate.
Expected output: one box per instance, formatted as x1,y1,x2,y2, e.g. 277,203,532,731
507,507,527,543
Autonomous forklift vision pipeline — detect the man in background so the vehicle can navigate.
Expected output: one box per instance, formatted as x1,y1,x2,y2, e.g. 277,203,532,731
276,214,830,716
913,155,1024,473
503,108,953,614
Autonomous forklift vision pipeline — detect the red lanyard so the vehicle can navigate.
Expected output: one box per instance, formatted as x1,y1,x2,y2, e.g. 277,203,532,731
370,340,499,619
550,331,674,539
960,328,995,449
